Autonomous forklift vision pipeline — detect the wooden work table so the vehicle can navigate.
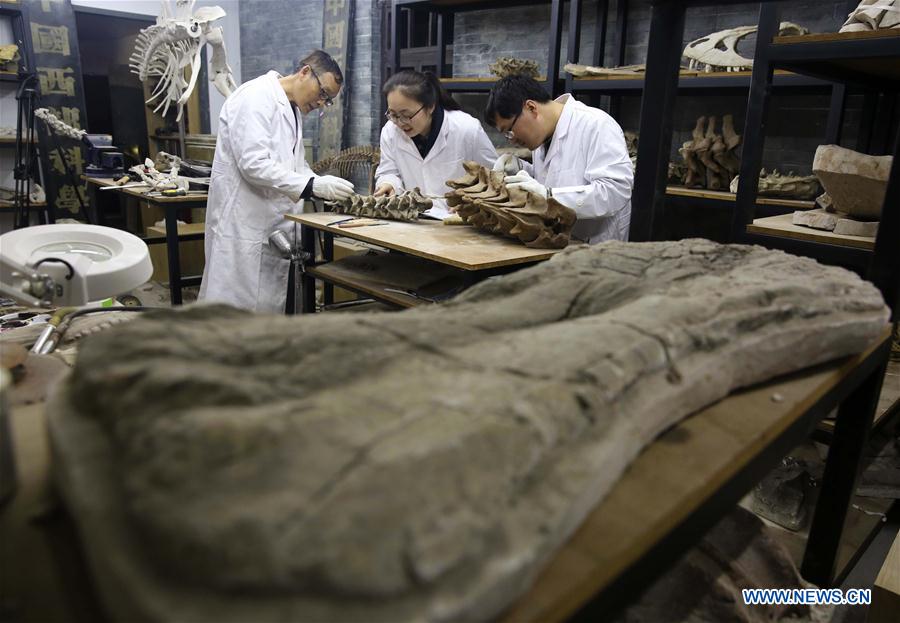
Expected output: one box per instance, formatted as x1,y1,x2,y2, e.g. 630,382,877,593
82,176,208,304
285,212,564,312
0,329,891,621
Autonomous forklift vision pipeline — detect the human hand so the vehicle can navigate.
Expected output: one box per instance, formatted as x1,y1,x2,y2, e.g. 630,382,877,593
373,183,396,197
504,170,547,199
312,175,355,201
493,153,524,175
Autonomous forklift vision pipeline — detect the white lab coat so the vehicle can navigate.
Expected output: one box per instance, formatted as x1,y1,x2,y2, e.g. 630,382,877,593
523,94,633,244
199,71,315,313
376,109,497,210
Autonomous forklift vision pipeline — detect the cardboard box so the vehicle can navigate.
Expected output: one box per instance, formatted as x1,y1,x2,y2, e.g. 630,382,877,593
146,222,205,284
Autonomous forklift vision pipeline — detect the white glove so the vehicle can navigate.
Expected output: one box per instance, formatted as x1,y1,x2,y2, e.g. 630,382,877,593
493,153,524,175
504,170,548,199
312,175,355,201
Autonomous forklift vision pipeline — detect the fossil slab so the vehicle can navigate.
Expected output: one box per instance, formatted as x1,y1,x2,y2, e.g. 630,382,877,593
793,208,840,231
834,218,879,237
333,187,432,221
813,145,892,220
47,240,888,623
445,161,576,248
731,169,821,200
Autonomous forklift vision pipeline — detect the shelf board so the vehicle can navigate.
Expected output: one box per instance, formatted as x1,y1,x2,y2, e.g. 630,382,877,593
0,199,47,208
0,70,20,83
570,69,828,93
306,264,422,309
396,0,552,10
666,186,816,210
0,136,36,145
746,213,875,250
769,29,900,85
818,358,899,437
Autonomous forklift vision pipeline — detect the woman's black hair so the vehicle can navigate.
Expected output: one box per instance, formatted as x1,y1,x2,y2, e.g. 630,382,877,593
382,69,460,111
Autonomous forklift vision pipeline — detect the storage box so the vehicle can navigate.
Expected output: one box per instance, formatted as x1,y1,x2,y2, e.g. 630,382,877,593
145,222,205,284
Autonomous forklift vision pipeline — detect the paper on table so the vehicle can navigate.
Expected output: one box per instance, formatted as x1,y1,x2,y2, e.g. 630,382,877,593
421,197,453,221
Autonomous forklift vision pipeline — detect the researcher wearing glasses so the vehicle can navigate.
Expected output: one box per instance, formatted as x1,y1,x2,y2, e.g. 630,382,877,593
485,75,633,244
200,50,354,313
374,69,497,218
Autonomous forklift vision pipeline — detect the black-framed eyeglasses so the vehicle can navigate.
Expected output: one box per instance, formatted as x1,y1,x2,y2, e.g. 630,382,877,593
502,110,522,140
308,66,335,107
385,105,425,125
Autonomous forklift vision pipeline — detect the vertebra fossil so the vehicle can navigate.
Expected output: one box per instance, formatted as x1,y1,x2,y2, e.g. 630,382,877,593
445,161,576,249
677,115,741,190
332,187,432,221
130,0,238,121
683,22,808,72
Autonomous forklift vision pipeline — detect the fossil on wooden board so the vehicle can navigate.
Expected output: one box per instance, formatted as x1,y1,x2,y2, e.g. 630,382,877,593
730,169,821,200
312,145,381,193
489,57,540,79
331,187,432,221
564,62,646,77
683,22,808,72
677,114,741,190
813,144,892,221
445,160,576,248
840,0,900,32
47,239,888,623
0,43,18,71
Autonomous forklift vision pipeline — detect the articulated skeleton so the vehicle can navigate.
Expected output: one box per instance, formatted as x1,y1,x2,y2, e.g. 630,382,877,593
683,22,807,72
130,0,237,121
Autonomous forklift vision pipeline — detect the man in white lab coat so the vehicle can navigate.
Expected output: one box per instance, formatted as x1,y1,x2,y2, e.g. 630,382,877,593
199,50,354,313
486,75,633,244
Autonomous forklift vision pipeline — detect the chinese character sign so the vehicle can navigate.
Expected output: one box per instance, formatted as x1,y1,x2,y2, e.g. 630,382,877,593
26,2,89,219
318,0,354,161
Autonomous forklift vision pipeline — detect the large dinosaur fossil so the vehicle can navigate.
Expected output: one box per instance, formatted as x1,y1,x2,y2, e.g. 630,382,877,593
840,0,900,32
331,187,432,221
48,239,889,623
130,0,238,121
445,161,576,249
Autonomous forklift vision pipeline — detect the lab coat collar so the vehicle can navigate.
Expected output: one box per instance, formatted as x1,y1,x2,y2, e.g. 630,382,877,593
266,70,292,109
543,94,575,167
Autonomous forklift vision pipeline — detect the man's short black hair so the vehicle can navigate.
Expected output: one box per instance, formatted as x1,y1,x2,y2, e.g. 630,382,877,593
295,49,344,86
484,75,552,127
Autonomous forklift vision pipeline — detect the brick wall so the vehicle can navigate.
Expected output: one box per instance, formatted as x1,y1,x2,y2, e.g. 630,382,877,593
239,0,383,162
452,0,856,175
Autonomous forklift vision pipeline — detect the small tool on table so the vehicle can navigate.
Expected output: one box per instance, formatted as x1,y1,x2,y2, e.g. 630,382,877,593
326,217,389,228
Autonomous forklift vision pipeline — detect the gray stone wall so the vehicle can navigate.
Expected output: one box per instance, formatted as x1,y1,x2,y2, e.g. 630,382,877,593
239,0,383,161
451,0,856,175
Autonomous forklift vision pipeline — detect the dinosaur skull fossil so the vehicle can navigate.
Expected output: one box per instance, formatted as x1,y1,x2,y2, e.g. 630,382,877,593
130,0,238,121
683,22,808,72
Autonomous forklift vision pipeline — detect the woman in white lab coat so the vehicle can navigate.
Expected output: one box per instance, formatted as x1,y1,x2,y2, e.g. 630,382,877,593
375,70,497,216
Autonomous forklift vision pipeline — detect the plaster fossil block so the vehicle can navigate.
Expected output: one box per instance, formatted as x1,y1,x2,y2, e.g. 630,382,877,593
682,23,807,72
833,218,879,238
840,0,900,32
793,208,840,231
333,187,432,221
47,240,888,623
615,507,830,622
446,161,576,248
489,57,540,79
812,144,892,220
731,169,821,200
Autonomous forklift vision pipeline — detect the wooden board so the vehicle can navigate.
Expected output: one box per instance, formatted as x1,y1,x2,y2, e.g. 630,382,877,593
774,29,900,45
82,176,208,204
870,530,900,623
306,265,422,308
746,213,876,250
500,329,891,623
286,212,561,271
0,136,36,144
666,185,817,209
